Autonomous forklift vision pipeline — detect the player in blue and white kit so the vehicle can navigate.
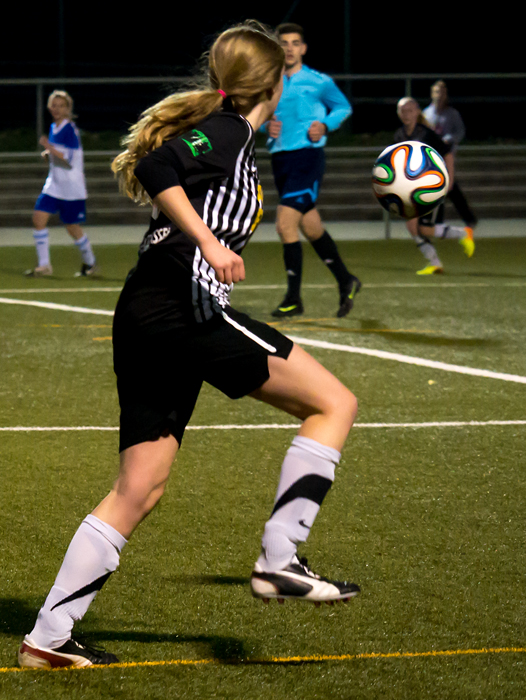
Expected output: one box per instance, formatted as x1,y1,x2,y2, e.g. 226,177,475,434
265,24,361,318
26,90,98,277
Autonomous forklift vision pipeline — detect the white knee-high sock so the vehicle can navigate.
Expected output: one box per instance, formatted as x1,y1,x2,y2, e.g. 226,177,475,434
74,234,96,266
257,435,340,572
415,234,442,267
33,229,50,267
29,515,127,649
434,224,466,239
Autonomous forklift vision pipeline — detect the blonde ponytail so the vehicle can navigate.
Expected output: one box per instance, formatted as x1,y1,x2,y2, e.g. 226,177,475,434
112,90,223,203
112,20,283,204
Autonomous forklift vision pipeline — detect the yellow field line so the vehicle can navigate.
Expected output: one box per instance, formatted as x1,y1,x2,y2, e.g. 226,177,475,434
3,646,526,674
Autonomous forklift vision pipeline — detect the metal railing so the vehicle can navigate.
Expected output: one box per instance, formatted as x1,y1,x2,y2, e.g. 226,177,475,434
1,72,526,149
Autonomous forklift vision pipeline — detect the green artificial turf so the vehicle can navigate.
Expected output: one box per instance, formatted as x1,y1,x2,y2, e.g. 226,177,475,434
0,236,525,698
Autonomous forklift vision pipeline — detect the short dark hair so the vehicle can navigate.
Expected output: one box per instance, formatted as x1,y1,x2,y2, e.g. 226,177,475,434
276,23,305,41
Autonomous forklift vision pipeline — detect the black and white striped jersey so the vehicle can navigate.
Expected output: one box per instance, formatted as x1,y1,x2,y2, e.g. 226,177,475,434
128,109,263,328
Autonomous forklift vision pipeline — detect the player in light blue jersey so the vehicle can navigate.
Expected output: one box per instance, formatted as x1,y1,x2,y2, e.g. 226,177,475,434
265,23,361,318
25,90,99,278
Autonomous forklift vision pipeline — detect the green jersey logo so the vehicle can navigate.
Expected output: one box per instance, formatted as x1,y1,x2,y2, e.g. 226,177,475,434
181,129,213,157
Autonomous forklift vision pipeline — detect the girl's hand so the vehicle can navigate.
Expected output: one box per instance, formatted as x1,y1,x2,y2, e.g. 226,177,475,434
39,136,50,149
199,238,245,285
153,186,246,285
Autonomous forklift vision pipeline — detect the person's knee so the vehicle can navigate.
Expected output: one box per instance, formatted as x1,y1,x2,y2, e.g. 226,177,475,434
312,382,357,427
276,207,302,243
335,386,358,427
115,472,169,520
32,212,47,229
299,209,324,241
276,219,300,243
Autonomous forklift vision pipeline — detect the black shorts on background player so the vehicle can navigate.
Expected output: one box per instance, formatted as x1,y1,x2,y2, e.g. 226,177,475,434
393,123,452,227
271,148,325,213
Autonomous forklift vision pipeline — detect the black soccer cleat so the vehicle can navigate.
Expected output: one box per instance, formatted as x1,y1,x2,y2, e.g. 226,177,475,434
250,556,360,603
18,635,119,669
271,297,304,318
337,275,362,318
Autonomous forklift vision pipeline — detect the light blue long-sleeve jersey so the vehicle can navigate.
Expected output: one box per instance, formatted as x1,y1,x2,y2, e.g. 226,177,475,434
265,65,352,154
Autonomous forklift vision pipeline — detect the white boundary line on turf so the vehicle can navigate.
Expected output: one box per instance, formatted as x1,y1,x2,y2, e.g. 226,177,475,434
1,282,526,294
0,287,122,293
287,335,526,385
2,296,526,385
0,297,114,316
1,420,525,432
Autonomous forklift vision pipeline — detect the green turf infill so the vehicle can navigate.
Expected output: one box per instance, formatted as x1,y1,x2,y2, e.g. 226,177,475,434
1,420,525,432
4,646,526,674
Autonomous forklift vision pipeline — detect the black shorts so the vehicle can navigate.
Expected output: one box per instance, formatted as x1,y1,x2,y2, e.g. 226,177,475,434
271,148,325,214
419,202,445,227
113,307,294,453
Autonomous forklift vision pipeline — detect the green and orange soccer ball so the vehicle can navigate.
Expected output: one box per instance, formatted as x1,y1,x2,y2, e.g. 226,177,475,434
372,140,450,219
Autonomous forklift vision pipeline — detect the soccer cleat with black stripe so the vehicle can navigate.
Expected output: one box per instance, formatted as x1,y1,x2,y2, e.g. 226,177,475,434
250,556,360,603
271,297,304,318
337,275,362,318
18,635,119,669
74,263,100,278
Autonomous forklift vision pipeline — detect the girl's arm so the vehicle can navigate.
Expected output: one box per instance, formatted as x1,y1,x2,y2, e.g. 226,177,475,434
153,186,245,285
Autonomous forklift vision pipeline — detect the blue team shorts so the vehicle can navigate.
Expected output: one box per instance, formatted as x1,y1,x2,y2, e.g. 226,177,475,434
271,148,325,214
34,194,86,225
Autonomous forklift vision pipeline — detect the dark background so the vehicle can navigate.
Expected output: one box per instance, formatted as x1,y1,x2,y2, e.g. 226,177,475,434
2,1,524,141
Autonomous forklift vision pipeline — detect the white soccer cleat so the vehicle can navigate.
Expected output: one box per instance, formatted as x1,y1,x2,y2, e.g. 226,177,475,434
23,265,53,277
18,635,119,669
250,556,360,604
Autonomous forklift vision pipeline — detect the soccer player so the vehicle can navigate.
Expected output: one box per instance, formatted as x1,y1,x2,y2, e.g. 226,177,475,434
25,90,99,278
265,23,361,318
423,80,478,230
18,22,359,670
395,97,475,275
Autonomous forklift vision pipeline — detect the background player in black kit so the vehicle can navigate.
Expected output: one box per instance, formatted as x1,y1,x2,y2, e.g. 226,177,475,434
395,97,475,275
19,22,359,670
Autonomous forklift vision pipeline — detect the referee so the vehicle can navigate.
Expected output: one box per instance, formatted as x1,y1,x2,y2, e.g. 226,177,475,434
265,23,361,318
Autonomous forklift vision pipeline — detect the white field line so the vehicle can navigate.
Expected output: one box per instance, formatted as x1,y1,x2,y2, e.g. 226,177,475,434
0,287,122,293
0,297,114,316
287,335,526,385
1,282,526,294
1,420,525,432
2,296,526,385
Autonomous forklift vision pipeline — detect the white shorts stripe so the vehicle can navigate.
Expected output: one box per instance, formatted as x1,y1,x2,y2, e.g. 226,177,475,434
221,310,277,353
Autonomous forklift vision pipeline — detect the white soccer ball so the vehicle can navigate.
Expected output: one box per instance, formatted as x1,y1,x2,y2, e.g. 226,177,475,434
372,140,450,219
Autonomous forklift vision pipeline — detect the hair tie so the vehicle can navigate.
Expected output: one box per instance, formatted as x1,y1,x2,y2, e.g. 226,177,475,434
217,89,227,99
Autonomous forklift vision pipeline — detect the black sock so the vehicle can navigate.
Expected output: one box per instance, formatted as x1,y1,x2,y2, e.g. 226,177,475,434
283,241,302,300
310,231,352,289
